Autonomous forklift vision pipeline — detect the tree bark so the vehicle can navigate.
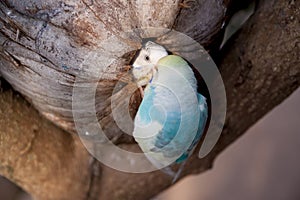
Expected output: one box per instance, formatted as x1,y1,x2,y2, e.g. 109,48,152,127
0,0,299,199
0,80,95,199
0,0,230,135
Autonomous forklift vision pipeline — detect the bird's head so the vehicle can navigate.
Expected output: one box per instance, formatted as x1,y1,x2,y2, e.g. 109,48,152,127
132,41,168,87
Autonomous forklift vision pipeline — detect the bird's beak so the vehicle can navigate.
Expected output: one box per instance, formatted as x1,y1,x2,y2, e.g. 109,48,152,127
132,64,142,69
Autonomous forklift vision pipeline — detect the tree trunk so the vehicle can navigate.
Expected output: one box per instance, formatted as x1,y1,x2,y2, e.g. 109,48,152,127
0,0,229,135
0,0,299,199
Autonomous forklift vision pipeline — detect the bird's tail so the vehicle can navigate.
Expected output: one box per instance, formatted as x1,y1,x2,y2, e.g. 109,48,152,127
172,159,188,183
159,159,188,184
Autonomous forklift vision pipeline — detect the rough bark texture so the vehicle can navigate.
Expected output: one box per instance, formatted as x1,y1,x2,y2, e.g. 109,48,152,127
0,0,230,136
0,81,94,200
0,0,299,199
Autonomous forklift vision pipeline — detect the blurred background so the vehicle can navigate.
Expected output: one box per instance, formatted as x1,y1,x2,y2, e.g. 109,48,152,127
1,88,299,200
159,88,300,200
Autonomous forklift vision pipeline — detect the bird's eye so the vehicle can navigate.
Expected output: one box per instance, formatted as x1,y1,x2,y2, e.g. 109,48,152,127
145,55,150,61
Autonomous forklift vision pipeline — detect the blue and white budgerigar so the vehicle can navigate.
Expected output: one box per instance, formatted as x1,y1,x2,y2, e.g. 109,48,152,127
132,41,208,181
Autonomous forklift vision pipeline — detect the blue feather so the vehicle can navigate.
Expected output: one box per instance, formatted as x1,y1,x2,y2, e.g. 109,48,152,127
133,54,208,171
175,93,208,163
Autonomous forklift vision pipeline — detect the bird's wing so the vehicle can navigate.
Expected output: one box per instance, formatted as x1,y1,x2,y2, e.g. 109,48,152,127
190,93,208,151
133,84,180,137
175,93,208,162
133,84,181,156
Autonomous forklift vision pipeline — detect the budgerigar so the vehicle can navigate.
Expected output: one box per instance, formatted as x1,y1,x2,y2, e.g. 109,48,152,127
132,41,208,182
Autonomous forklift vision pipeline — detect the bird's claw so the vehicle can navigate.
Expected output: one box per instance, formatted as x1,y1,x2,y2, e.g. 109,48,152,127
139,87,144,98
179,0,195,8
